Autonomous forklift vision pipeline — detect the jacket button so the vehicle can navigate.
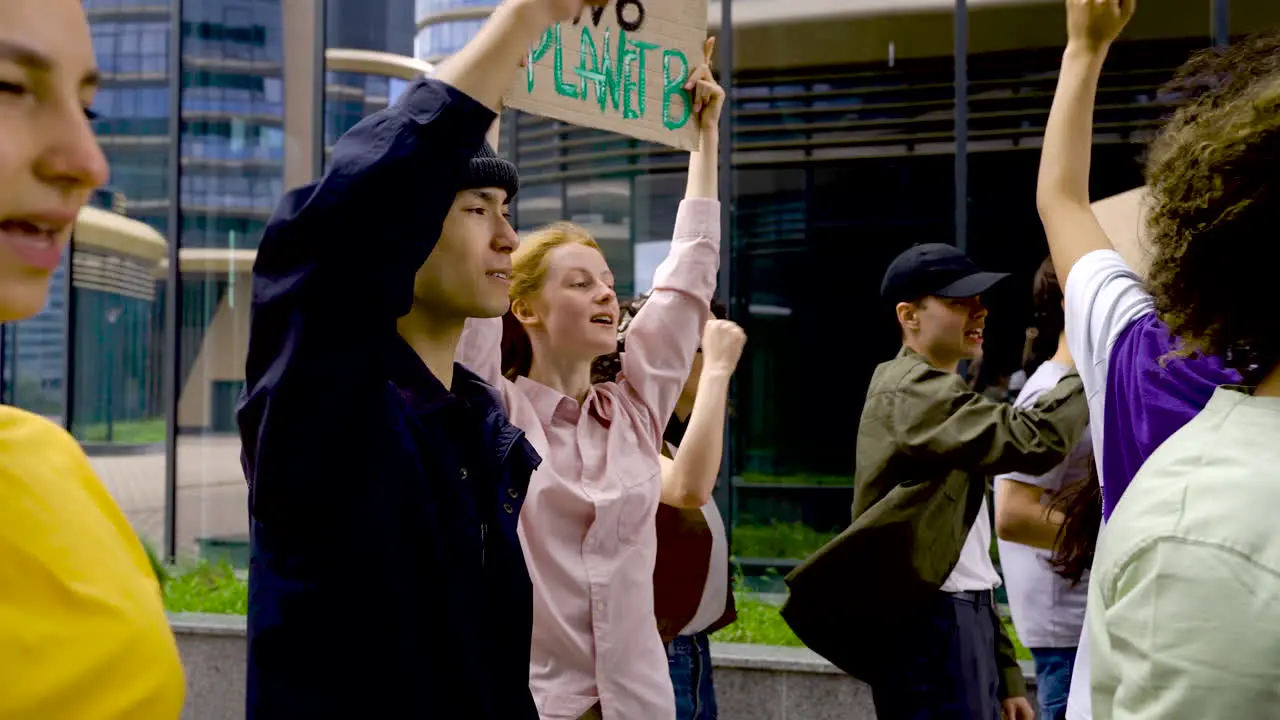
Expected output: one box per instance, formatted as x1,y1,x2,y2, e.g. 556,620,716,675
507,487,519,498
460,468,468,480
503,503,514,514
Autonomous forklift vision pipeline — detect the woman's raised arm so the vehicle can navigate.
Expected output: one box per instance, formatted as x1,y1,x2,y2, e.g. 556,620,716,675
619,41,724,433
1035,0,1135,284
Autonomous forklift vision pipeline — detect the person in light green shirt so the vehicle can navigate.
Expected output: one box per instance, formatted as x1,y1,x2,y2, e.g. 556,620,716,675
1089,390,1280,719
1077,3,1280,718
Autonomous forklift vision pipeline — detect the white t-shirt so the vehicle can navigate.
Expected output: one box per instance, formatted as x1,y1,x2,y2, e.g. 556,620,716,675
1063,250,1155,484
940,495,1002,593
996,360,1092,649
664,441,731,637
682,499,730,636
1061,249,1152,720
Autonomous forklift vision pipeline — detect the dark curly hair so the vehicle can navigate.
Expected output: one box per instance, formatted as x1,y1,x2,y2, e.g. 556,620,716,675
1156,30,1280,118
1143,37,1280,380
589,295,727,384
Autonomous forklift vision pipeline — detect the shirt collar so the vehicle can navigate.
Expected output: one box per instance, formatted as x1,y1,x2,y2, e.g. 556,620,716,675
513,375,581,425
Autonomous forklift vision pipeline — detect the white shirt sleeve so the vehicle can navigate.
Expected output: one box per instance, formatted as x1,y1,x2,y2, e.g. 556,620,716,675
1063,250,1154,402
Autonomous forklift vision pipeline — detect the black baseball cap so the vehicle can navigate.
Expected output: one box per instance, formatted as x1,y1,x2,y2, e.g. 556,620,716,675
880,243,1009,303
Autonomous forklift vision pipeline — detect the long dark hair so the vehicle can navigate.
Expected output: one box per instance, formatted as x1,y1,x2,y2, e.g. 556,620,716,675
1024,256,1065,376
500,310,533,380
1048,456,1102,586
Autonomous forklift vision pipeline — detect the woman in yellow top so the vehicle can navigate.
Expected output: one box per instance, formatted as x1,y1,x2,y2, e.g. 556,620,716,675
0,0,186,717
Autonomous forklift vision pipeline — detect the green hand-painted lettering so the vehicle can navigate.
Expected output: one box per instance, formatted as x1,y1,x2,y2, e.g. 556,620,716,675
620,46,640,120
630,40,658,119
574,26,607,106
662,49,691,130
576,27,627,113
526,28,553,93
553,24,578,99
600,28,625,113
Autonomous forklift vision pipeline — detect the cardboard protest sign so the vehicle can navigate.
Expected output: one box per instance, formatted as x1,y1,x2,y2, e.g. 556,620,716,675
506,0,708,151
1091,186,1152,278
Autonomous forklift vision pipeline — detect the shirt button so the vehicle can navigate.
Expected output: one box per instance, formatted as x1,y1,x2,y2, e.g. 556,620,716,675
503,503,514,514
507,487,519,498
596,600,606,613
460,467,468,480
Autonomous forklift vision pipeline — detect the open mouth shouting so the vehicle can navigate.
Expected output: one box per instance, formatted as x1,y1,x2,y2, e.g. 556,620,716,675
0,212,75,272
589,312,615,327
964,327,984,344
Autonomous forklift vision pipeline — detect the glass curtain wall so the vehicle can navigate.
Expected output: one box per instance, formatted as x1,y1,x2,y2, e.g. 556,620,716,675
66,0,176,551
170,0,285,561
171,0,416,563
714,2,962,590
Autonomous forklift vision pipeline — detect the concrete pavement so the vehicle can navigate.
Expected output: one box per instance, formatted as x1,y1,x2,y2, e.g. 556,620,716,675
89,435,248,558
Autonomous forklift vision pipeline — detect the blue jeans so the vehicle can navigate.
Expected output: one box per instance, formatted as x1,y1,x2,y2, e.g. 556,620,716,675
667,632,718,720
1030,647,1077,720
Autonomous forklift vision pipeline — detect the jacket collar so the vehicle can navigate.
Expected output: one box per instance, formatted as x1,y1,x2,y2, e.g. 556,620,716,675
385,334,456,415
384,335,541,471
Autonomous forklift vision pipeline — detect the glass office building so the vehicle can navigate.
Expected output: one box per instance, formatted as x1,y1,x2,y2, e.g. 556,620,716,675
0,0,1275,581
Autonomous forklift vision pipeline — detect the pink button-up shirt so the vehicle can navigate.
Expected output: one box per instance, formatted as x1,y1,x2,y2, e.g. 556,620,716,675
457,197,720,720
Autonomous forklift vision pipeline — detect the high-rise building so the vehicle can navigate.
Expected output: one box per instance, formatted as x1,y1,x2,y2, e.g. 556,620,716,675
413,0,494,62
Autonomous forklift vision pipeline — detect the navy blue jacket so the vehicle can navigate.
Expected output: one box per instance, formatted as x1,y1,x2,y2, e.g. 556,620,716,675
236,78,541,719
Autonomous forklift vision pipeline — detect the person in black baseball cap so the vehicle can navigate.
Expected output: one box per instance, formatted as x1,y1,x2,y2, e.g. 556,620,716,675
881,242,1009,373
781,243,1087,720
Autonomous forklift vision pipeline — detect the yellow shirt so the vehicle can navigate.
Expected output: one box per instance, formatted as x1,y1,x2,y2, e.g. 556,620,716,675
0,406,185,718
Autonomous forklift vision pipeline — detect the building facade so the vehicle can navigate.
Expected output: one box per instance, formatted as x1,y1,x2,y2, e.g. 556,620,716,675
0,0,1275,572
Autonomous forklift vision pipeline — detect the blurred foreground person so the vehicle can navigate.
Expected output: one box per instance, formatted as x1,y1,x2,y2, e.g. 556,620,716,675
0,0,185,717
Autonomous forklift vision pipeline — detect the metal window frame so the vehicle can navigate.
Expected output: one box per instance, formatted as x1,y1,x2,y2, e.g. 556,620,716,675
62,237,77,430
715,0,735,537
1212,0,1229,47
162,0,183,563
954,0,968,253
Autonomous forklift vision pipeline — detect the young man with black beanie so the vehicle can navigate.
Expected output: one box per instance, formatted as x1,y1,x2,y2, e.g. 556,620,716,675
236,0,604,716
783,243,1089,720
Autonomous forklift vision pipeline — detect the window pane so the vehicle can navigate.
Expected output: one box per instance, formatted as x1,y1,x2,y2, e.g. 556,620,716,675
76,8,174,554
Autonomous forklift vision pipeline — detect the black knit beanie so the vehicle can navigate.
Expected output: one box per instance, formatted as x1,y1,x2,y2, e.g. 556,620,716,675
459,142,520,200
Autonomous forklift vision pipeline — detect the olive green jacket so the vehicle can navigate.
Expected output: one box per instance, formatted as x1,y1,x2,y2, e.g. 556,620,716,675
781,346,1088,699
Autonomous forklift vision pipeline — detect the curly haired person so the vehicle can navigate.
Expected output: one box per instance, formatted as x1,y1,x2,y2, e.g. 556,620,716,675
1037,2,1280,718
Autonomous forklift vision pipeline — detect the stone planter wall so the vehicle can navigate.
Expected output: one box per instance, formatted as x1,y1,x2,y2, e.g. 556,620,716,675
170,613,1033,720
